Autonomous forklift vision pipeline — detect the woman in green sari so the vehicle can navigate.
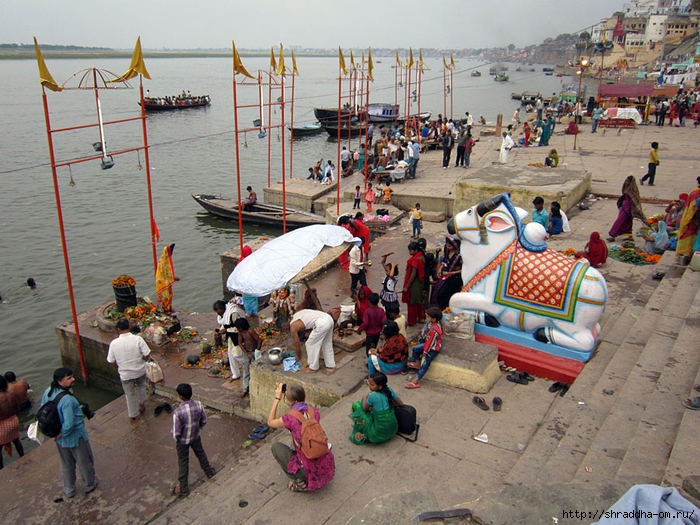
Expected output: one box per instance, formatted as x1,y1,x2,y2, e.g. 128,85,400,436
349,372,404,445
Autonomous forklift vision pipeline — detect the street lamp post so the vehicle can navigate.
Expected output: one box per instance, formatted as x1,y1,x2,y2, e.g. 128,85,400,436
573,57,589,151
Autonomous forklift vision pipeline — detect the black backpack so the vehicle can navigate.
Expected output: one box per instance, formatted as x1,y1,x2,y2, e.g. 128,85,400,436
37,391,71,437
395,404,420,442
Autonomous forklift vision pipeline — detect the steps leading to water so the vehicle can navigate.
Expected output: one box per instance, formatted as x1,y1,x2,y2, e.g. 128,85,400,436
507,253,689,487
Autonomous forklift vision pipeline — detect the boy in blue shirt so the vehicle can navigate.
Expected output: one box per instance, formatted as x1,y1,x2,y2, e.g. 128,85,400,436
531,196,549,230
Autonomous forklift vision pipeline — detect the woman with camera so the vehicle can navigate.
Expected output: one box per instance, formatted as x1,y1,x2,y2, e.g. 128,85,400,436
268,383,335,492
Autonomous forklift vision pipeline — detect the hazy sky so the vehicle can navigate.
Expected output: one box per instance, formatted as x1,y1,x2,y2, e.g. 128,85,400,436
9,0,622,50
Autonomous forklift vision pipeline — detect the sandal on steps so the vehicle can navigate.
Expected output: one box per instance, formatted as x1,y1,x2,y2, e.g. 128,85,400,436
472,396,490,411
683,397,700,410
288,480,308,492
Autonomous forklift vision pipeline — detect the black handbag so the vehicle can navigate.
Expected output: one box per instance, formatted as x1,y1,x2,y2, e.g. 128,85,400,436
395,404,420,442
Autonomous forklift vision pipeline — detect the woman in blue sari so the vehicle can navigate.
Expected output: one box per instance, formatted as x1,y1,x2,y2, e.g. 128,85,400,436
539,116,553,146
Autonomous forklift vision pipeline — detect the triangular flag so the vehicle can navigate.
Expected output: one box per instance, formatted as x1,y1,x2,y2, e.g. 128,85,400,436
407,48,414,68
338,47,348,74
277,44,285,76
33,37,63,91
350,50,355,69
450,54,456,70
368,48,374,82
110,37,151,82
419,49,425,72
291,51,299,75
270,47,278,72
395,52,402,67
233,41,255,79
443,56,449,69
361,51,365,66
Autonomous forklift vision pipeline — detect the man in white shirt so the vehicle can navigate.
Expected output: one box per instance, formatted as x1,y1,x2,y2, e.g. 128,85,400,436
213,298,247,381
107,318,151,421
340,147,352,170
349,238,367,291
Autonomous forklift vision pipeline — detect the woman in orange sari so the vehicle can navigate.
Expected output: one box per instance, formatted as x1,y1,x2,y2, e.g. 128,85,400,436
676,177,700,257
156,244,176,312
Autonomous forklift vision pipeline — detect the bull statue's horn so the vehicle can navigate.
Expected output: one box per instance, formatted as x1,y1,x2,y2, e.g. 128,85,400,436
476,194,504,217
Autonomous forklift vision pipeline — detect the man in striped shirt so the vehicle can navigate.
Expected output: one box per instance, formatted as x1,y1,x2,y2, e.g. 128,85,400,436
171,383,215,496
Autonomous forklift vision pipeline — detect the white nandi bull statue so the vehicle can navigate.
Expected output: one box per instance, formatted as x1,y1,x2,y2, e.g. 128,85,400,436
447,193,607,354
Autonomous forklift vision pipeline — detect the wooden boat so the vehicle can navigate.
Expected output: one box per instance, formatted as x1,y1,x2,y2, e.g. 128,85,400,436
191,195,325,229
140,95,211,111
471,70,482,77
520,91,541,105
322,122,366,138
400,111,432,122
542,67,555,72
313,106,366,124
367,103,400,123
511,92,523,100
494,74,509,82
544,71,554,76
288,122,323,137
529,68,536,72
515,67,523,72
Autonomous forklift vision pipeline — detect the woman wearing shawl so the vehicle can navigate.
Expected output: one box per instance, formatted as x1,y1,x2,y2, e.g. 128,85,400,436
677,177,700,257
367,320,408,376
431,237,463,310
156,244,177,312
401,241,426,326
577,232,608,267
608,176,648,242
539,115,553,146
642,221,669,254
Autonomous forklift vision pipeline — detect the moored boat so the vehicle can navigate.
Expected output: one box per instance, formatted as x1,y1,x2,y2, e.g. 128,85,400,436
520,91,541,105
288,122,323,137
322,122,366,138
140,95,211,111
191,195,325,229
511,92,523,100
367,103,400,123
313,106,366,124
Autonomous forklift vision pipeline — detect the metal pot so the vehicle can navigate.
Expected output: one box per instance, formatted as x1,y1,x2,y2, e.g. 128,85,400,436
267,348,283,365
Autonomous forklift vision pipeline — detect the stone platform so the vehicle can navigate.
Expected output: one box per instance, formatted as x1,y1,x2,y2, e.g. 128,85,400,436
263,178,337,213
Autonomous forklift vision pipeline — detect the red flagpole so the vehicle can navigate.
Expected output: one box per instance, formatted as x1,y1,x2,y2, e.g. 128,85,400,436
232,73,244,252
139,77,158,274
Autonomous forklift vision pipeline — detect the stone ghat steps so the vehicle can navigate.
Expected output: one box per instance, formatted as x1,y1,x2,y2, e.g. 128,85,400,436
507,253,684,486
570,264,699,484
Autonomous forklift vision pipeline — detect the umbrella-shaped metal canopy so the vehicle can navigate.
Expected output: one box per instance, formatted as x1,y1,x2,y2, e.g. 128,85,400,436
227,224,357,297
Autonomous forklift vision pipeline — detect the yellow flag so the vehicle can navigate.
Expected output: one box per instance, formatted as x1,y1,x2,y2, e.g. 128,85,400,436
368,48,374,82
338,47,348,74
111,37,151,82
270,48,278,72
443,56,449,69
350,50,355,69
233,41,255,79
450,54,456,70
361,51,365,66
419,49,425,72
407,48,414,68
277,44,285,75
396,52,402,67
33,37,62,91
291,50,299,75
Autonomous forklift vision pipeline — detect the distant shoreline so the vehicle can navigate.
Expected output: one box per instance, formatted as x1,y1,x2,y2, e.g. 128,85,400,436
0,50,336,60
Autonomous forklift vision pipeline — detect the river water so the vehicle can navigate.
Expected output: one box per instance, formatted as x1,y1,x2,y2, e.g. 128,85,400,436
0,55,567,444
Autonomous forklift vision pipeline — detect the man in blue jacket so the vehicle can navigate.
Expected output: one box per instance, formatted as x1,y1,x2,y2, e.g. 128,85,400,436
41,368,97,498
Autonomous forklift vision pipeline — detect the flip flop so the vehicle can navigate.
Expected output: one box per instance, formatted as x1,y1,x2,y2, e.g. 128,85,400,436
154,403,164,416
407,361,421,370
694,385,700,393
472,396,490,411
163,403,172,414
405,382,421,389
549,381,564,393
252,425,269,434
559,384,570,397
493,397,502,411
507,373,528,385
683,397,700,410
521,372,535,382
248,432,266,440
170,486,190,497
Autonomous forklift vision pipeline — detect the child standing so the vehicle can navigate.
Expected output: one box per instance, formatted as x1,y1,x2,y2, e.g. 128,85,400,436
410,203,423,239
365,183,375,212
353,185,362,209
171,383,216,496
379,252,400,310
405,306,443,389
356,293,387,354
232,318,261,398
383,182,394,204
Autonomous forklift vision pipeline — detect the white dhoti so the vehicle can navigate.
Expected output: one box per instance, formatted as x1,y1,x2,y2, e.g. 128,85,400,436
305,315,335,370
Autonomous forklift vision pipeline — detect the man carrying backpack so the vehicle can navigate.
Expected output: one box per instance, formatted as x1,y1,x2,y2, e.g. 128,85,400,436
41,368,97,498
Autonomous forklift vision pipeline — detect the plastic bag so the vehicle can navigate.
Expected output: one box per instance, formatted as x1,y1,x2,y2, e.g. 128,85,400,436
27,421,44,444
145,358,164,383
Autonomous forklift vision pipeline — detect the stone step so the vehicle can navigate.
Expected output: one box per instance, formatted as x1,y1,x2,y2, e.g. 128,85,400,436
571,264,697,485
662,269,700,487
507,254,680,486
